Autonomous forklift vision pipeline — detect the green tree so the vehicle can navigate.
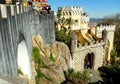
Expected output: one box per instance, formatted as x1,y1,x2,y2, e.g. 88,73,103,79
55,28,71,47
56,8,74,31
62,69,90,84
66,18,74,29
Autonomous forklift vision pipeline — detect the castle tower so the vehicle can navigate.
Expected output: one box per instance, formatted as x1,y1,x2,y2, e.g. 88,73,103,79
81,13,89,29
59,6,90,39
96,24,115,61
60,6,82,30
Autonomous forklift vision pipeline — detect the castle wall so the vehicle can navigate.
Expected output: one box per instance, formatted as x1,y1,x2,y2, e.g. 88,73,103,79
71,12,81,30
96,25,115,61
72,42,104,71
0,4,55,77
61,6,82,30
80,15,89,29
107,31,115,61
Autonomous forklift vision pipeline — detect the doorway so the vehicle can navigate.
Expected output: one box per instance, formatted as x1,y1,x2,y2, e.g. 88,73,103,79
84,53,94,69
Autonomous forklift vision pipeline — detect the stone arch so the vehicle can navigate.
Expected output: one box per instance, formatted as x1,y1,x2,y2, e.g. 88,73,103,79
82,49,97,69
84,52,95,69
17,32,32,78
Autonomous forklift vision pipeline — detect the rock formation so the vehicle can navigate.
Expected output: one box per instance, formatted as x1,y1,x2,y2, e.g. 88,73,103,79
32,35,71,84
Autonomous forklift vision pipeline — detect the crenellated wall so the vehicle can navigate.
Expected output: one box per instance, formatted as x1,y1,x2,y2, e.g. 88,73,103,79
81,14,89,29
59,6,90,31
0,4,55,78
96,24,115,38
71,34,105,71
96,24,115,61
60,6,82,30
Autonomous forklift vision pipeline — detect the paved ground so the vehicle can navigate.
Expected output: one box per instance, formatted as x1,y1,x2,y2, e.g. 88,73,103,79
86,69,103,83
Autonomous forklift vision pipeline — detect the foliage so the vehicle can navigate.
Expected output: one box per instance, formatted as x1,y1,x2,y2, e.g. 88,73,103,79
57,8,62,19
56,8,74,31
18,69,23,75
32,47,52,84
55,28,71,47
110,48,117,59
98,58,120,84
66,18,74,29
55,8,75,48
49,52,55,62
62,69,90,84
110,48,118,64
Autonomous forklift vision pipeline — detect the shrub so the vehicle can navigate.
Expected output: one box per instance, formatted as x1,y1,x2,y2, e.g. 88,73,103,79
62,69,90,84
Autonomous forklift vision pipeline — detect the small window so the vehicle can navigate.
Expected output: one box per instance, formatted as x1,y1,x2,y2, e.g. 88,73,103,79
74,19,79,26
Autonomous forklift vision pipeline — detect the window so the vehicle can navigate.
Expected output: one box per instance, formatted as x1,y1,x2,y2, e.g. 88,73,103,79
74,19,79,26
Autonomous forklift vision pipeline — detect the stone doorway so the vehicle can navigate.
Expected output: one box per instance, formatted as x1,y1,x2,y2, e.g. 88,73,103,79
84,53,94,69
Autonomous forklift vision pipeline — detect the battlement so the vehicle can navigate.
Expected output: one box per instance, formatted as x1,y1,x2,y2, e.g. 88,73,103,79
77,40,104,50
81,13,89,22
96,24,115,32
0,4,27,18
60,6,82,11
0,4,54,18
59,6,82,15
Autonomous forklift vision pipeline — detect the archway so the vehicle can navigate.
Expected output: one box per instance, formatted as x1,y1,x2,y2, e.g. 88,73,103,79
84,53,94,69
17,33,32,78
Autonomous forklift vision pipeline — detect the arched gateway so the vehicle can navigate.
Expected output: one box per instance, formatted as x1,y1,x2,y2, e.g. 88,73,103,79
84,53,94,69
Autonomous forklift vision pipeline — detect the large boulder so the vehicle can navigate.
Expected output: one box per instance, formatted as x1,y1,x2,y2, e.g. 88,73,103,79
32,35,71,84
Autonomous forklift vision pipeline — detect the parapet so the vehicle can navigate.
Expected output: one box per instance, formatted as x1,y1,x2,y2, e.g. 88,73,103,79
0,4,54,19
59,6,82,15
60,6,82,11
81,13,89,22
96,24,115,32
77,40,104,50
0,4,29,18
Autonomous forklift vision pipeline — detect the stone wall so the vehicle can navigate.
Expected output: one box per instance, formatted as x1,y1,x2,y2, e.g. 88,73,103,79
71,34,105,71
72,42,104,71
0,4,55,77
96,24,115,61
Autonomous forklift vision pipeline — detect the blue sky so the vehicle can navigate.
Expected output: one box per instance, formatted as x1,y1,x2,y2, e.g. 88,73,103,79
47,0,120,18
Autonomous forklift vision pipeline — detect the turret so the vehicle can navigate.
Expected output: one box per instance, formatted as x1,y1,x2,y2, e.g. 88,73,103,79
81,13,89,22
96,24,115,38
96,23,116,61
81,13,89,29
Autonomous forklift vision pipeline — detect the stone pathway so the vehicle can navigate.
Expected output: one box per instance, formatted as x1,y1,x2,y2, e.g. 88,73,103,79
86,69,103,83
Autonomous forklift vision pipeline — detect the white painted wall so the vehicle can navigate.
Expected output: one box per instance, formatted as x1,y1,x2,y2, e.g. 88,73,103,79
17,41,32,78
